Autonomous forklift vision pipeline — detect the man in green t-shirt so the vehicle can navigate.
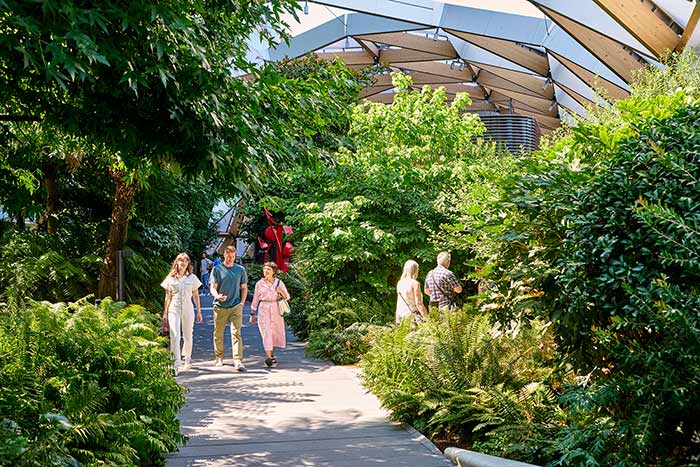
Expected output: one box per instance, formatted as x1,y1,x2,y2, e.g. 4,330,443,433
210,245,248,370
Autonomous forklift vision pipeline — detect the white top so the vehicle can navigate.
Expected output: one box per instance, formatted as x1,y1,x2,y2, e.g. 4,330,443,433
396,278,419,323
200,258,213,277
161,274,201,316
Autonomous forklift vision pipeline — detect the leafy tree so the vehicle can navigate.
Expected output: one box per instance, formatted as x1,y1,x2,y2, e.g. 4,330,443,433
1,0,323,298
250,73,498,356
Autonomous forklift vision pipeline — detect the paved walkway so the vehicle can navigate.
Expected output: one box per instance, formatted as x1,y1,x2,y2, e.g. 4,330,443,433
166,294,452,467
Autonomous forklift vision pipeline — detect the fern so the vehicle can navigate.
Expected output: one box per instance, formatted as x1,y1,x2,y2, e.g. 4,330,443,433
360,307,563,464
0,298,185,466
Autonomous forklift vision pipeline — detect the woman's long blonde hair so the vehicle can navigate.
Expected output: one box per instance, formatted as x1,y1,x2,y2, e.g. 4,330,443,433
400,260,419,280
169,252,193,277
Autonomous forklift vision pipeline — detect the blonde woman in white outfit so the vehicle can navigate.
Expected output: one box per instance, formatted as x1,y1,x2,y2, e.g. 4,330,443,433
161,252,202,374
396,260,427,324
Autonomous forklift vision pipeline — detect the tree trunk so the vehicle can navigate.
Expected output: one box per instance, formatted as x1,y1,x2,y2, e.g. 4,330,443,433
97,168,139,299
15,209,25,229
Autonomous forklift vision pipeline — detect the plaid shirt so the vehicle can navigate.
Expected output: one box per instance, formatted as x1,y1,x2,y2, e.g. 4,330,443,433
425,265,460,309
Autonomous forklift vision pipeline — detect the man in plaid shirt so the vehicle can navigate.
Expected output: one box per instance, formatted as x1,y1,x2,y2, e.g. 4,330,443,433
424,252,462,310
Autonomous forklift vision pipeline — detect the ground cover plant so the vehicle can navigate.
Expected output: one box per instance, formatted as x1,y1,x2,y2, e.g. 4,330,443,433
0,298,185,466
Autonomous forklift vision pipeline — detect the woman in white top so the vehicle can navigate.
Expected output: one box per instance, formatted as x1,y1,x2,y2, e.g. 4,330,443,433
396,260,427,324
161,252,202,374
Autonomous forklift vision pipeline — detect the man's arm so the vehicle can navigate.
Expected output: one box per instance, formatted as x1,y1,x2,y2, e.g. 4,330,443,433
240,283,248,303
424,271,431,296
448,271,462,294
210,278,225,301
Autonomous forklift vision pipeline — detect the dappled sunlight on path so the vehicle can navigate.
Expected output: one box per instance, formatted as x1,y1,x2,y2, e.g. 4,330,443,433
166,294,451,467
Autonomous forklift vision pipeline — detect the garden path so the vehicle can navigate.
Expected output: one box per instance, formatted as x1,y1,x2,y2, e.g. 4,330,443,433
166,294,452,467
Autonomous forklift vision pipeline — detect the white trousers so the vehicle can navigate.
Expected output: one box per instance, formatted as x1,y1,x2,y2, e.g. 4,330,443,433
168,307,195,369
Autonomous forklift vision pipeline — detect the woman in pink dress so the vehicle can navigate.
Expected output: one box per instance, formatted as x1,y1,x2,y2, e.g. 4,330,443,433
250,261,290,367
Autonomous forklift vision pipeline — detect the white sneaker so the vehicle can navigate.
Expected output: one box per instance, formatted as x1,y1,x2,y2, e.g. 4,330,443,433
233,361,246,372
183,359,191,370
215,358,224,367
174,366,179,376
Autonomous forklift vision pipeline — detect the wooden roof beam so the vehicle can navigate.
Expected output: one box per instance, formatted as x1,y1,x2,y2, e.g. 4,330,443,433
369,71,462,87
473,63,554,99
676,2,700,51
556,82,596,109
392,60,474,81
540,6,645,84
487,89,558,117
359,85,394,99
435,83,487,100
380,48,457,63
354,37,379,57
548,50,629,101
472,66,551,100
593,0,680,58
355,31,457,57
316,50,375,66
445,29,550,76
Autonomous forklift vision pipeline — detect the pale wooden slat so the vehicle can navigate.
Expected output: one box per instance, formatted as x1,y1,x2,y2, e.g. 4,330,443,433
594,0,679,58
548,50,630,101
542,7,644,84
446,29,549,76
355,32,456,57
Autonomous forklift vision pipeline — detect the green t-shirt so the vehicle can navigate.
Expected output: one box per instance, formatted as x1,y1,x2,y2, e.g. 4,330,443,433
211,263,248,307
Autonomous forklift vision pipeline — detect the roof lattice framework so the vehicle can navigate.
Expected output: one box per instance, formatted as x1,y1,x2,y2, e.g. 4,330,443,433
259,0,700,133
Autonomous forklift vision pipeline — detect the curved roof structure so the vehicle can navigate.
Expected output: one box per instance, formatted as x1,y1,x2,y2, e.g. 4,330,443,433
261,0,700,132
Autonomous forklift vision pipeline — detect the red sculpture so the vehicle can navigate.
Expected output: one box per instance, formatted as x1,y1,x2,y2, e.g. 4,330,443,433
257,208,293,272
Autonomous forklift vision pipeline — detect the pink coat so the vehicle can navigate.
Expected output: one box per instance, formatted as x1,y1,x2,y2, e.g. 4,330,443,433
251,278,290,351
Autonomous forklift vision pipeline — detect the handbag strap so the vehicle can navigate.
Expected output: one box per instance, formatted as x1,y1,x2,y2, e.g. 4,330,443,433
398,286,418,313
274,279,283,300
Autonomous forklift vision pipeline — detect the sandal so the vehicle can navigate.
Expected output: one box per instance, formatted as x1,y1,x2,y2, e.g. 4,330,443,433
265,357,274,367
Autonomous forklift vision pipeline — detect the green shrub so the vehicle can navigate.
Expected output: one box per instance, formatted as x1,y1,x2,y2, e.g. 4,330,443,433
249,72,495,355
360,308,562,464
542,105,700,466
307,322,386,365
470,51,700,465
0,298,185,466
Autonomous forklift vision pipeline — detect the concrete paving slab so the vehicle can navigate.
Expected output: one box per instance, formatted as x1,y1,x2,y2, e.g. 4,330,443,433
166,295,451,467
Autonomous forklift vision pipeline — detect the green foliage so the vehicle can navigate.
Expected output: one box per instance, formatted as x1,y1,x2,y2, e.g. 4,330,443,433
253,55,372,162
360,308,562,464
468,50,700,465
252,73,493,357
130,167,219,259
541,106,700,466
0,298,185,466
0,230,100,302
307,322,386,365
1,0,301,174
123,249,171,312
